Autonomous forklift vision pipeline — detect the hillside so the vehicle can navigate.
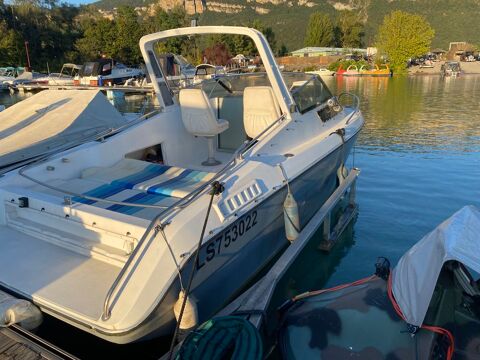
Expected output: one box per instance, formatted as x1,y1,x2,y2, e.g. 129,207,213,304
94,0,480,51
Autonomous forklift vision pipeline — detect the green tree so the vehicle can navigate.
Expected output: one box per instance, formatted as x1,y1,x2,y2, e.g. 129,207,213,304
0,20,23,66
112,6,143,64
304,12,334,47
376,10,434,72
337,11,363,48
75,17,115,61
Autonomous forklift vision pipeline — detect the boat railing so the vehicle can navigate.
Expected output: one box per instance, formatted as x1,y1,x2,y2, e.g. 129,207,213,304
98,113,288,321
14,101,287,321
338,92,360,124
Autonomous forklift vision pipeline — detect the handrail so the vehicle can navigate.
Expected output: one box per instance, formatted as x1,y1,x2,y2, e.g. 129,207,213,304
100,113,288,321
337,92,360,124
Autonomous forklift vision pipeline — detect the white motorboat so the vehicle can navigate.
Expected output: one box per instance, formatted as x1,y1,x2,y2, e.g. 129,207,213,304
47,63,82,86
306,68,335,77
0,26,364,344
192,64,226,84
0,67,19,90
18,64,82,87
74,59,144,86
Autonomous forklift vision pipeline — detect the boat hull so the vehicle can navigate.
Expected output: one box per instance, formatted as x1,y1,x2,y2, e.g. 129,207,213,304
88,131,359,344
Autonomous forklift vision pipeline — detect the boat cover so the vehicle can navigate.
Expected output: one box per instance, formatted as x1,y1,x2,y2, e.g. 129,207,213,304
0,90,127,168
392,205,480,327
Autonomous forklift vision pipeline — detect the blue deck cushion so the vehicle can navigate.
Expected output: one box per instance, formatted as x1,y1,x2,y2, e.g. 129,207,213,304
73,159,215,215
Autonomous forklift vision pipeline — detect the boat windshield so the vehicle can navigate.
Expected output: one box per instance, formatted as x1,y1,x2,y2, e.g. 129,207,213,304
186,72,332,114
284,73,332,114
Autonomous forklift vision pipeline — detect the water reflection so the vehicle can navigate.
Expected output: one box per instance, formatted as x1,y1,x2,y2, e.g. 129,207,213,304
322,75,480,286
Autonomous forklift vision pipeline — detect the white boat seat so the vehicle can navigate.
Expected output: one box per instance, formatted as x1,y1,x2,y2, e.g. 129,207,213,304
179,88,229,166
243,86,281,138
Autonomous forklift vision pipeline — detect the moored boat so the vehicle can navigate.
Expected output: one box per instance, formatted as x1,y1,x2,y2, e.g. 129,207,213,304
0,26,364,344
278,205,479,359
176,206,480,360
74,59,144,86
306,68,335,77
441,61,461,77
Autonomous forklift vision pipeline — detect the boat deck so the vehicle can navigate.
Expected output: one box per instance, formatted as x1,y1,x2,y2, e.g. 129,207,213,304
0,226,120,320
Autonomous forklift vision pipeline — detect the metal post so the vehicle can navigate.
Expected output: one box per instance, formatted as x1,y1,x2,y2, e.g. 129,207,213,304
24,41,31,69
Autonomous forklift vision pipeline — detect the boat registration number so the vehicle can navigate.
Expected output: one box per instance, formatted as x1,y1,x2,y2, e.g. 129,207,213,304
196,210,258,270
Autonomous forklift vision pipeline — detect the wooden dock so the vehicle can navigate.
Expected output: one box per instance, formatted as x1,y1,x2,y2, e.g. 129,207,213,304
0,325,77,360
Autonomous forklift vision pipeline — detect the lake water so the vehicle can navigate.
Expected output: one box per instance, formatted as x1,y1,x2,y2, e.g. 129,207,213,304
1,76,479,357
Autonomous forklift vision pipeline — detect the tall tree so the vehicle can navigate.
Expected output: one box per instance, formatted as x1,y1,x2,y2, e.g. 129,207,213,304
304,12,334,47
337,11,364,48
75,17,115,61
376,10,434,71
0,20,23,66
112,6,143,64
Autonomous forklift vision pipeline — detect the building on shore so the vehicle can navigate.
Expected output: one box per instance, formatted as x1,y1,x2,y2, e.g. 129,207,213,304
290,47,367,58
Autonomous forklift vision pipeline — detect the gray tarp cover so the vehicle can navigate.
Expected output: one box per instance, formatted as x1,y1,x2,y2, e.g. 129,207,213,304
0,90,126,167
392,205,480,327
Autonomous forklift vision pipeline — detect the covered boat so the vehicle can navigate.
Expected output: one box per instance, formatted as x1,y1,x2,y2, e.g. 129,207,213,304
0,26,364,344
0,89,127,171
279,205,480,359
74,59,144,86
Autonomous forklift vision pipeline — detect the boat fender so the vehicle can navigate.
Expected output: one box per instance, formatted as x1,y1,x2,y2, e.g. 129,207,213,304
0,291,42,330
173,290,198,331
284,191,300,242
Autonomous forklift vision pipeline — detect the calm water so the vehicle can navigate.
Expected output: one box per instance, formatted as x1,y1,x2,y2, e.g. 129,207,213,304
1,77,479,357
272,75,480,311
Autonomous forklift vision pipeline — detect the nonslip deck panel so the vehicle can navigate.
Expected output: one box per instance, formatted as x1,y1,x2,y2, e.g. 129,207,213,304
0,226,120,320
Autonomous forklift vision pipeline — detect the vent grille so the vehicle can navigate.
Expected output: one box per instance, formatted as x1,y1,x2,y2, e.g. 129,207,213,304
216,181,264,220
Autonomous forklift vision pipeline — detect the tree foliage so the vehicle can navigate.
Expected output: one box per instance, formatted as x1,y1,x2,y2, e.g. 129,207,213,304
0,0,280,70
337,11,364,48
304,12,334,47
376,10,434,71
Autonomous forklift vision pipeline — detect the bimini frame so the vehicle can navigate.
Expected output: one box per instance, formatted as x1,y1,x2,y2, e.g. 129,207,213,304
139,26,296,118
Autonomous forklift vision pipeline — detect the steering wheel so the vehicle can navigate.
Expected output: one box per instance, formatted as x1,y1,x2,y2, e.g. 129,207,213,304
215,78,233,94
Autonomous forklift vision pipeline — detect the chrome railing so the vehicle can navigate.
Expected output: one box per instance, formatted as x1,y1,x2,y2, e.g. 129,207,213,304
101,113,288,321
337,92,360,124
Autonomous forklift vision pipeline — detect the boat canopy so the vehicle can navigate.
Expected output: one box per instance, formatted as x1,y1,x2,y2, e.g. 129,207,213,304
0,90,127,168
392,205,480,327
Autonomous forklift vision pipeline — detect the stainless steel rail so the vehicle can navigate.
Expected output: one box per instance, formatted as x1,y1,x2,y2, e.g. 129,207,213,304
100,113,288,321
338,92,360,124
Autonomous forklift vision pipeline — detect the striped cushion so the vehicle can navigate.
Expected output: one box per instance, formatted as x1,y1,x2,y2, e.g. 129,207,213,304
74,159,214,216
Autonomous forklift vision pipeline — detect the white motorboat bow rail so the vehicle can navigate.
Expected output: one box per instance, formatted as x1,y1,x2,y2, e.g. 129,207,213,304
0,26,364,344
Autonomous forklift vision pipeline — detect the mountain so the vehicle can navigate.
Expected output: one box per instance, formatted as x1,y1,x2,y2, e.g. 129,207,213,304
94,0,480,52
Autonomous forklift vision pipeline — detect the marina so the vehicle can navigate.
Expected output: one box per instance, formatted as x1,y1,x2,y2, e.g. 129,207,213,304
0,2,479,357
